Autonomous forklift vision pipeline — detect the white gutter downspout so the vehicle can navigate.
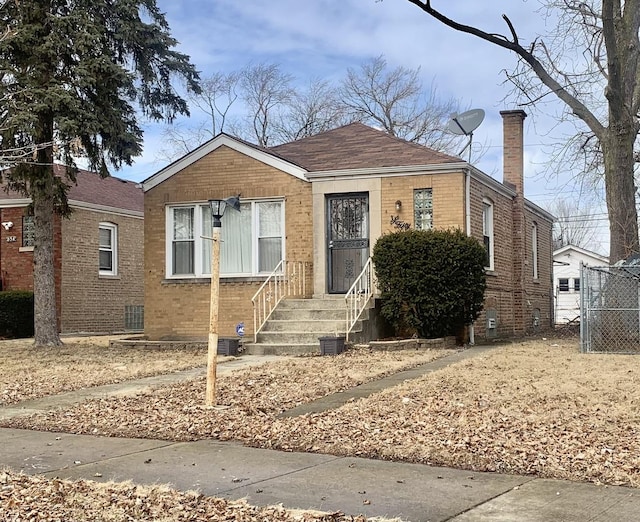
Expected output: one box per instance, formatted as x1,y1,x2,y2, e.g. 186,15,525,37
465,168,475,346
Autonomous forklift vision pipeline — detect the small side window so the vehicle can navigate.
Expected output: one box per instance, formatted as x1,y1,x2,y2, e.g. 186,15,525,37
99,222,118,276
559,278,569,292
22,215,35,247
574,278,580,292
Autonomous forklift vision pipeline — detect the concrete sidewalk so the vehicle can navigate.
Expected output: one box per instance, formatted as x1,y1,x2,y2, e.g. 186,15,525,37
2,349,640,521
2,427,640,521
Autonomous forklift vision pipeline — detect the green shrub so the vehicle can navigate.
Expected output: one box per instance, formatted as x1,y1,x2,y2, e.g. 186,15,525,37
372,229,487,339
0,291,34,338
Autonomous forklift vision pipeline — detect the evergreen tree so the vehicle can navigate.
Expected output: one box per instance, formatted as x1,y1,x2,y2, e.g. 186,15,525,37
0,0,200,346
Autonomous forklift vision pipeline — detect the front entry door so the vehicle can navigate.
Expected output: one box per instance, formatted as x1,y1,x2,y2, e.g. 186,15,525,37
326,193,369,294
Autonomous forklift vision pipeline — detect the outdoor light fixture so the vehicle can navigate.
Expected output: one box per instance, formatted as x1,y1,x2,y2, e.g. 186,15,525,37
209,195,241,227
395,200,402,211
205,194,241,407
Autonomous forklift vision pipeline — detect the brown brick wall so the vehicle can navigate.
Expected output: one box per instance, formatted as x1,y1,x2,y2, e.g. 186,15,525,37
469,178,518,338
60,208,143,333
144,145,313,341
522,207,554,331
380,172,466,232
468,177,554,339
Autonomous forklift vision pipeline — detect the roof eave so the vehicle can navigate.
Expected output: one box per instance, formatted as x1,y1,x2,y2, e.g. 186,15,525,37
306,162,470,180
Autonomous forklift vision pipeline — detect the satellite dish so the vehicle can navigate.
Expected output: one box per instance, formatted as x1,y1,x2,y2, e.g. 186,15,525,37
446,108,485,163
447,109,485,136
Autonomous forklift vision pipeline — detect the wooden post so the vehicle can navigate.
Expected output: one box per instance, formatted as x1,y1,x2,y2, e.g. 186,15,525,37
205,224,221,407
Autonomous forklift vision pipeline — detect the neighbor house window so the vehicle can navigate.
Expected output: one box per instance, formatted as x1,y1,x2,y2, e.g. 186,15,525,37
574,278,580,292
559,278,569,292
482,199,494,270
167,200,284,278
99,222,118,276
532,222,539,280
414,188,433,230
22,215,35,247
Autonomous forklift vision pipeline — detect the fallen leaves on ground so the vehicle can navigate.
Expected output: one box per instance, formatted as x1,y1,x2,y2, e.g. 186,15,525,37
6,338,640,488
0,338,206,405
0,469,368,521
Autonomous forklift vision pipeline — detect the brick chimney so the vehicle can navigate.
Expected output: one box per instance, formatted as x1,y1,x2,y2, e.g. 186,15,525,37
501,110,527,195
501,109,527,336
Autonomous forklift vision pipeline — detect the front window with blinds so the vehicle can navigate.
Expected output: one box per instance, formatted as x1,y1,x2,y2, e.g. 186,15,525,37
167,200,284,278
413,188,433,230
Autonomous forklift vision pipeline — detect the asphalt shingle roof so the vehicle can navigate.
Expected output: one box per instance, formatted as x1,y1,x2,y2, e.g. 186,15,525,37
0,165,143,213
269,122,462,171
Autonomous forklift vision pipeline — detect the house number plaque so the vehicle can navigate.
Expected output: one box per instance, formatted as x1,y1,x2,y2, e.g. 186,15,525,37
6,236,16,242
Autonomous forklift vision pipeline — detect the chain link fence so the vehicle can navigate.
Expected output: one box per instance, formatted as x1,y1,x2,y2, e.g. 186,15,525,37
581,263,640,353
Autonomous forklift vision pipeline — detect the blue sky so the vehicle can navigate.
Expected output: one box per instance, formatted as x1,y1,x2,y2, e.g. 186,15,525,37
116,0,610,253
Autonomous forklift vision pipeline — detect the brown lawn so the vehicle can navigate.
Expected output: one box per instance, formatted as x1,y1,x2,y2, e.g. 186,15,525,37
0,343,450,521
5,336,640,489
0,336,207,405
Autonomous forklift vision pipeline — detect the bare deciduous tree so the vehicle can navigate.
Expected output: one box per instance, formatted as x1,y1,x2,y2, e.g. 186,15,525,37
160,72,240,160
272,79,349,143
238,63,295,147
340,55,464,152
404,0,639,263
160,56,467,158
549,198,602,251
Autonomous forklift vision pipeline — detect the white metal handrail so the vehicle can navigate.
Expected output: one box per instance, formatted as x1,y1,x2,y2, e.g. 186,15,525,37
252,260,309,342
345,257,374,342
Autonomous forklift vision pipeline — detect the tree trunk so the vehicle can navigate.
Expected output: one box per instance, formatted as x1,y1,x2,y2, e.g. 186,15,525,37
602,122,640,263
32,127,62,347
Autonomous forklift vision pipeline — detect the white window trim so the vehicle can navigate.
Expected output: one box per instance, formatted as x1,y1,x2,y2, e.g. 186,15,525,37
482,199,494,271
532,222,539,280
99,222,118,276
165,199,285,279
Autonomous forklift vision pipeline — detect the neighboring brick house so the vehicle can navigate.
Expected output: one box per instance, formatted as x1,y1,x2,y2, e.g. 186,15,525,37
0,166,144,333
142,110,554,343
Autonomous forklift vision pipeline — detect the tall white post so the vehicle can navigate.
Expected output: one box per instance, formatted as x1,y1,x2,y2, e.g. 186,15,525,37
205,224,221,407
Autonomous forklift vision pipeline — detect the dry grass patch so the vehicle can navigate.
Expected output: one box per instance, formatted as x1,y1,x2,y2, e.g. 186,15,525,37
0,336,206,405
0,469,371,521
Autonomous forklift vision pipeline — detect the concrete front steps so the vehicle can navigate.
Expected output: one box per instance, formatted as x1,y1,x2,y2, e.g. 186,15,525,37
243,298,366,355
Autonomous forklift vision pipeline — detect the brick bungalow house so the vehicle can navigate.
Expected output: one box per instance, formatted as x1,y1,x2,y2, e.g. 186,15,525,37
0,166,144,333
142,110,554,350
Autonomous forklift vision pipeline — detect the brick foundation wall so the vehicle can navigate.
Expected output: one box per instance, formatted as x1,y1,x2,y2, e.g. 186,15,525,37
144,145,313,341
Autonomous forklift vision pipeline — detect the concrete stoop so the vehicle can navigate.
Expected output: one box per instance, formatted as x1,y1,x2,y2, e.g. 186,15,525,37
243,298,369,355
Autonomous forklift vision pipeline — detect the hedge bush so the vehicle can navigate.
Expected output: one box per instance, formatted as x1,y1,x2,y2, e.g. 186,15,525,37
0,291,34,339
372,229,487,339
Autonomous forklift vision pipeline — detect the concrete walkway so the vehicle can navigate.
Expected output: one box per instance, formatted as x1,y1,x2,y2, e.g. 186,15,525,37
2,349,640,521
